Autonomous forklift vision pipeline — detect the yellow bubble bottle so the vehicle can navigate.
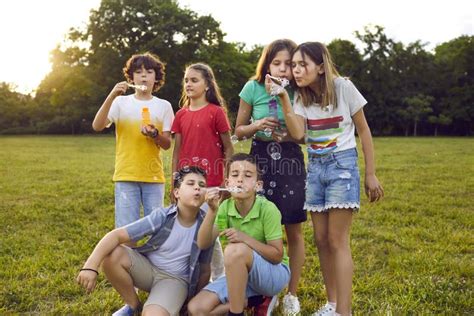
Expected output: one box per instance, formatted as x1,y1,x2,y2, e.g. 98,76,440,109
142,107,151,127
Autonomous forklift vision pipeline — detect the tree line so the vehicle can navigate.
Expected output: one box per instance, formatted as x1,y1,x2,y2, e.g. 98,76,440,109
0,0,472,136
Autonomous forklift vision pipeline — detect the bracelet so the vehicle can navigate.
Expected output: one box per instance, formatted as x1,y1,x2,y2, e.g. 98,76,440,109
80,268,99,275
150,129,159,138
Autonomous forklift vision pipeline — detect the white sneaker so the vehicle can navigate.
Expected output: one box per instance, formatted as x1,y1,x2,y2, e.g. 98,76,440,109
312,302,336,316
282,293,301,315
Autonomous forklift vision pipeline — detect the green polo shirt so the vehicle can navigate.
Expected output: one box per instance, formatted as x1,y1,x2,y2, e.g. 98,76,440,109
215,195,289,266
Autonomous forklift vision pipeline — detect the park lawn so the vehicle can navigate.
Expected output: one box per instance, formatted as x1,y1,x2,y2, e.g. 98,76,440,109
0,136,472,315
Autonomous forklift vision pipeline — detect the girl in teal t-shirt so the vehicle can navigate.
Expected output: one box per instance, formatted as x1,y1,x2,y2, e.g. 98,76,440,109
234,39,306,314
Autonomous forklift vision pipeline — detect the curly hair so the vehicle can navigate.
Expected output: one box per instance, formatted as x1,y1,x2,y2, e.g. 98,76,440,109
123,52,166,92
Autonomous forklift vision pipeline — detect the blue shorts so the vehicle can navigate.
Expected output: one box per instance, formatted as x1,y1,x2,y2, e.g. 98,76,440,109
305,148,360,212
203,250,290,303
114,181,164,228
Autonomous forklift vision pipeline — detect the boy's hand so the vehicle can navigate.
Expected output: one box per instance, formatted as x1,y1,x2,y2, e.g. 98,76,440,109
365,174,384,202
141,124,159,138
221,228,248,244
76,269,98,294
111,81,128,97
205,187,220,212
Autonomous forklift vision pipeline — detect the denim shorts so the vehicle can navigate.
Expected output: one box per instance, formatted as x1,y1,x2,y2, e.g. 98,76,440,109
203,250,290,303
115,181,164,228
305,148,360,212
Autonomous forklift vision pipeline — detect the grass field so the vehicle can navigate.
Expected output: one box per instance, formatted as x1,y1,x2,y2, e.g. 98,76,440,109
0,136,473,315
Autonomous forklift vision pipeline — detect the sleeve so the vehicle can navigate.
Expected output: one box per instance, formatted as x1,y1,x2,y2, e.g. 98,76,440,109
171,110,182,134
262,201,283,242
161,101,175,132
293,95,307,118
214,202,229,231
343,79,367,116
107,96,122,126
215,107,231,134
125,207,166,242
238,80,256,106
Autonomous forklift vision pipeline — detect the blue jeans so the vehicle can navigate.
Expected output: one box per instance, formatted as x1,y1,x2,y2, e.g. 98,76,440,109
114,181,164,228
305,148,360,212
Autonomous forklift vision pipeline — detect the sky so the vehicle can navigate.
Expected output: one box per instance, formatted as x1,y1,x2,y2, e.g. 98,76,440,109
2,0,472,94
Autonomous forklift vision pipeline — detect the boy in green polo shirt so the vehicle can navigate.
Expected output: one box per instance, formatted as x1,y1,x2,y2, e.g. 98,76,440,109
187,153,290,316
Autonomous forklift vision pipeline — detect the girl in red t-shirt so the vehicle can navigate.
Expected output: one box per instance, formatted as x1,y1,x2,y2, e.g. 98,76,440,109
171,63,234,280
171,63,233,191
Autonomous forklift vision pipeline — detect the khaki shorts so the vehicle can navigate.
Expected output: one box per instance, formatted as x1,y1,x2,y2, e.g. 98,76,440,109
124,246,188,315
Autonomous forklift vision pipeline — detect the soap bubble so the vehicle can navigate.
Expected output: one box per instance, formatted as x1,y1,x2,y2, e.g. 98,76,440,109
230,135,239,144
271,152,281,160
269,181,276,188
192,156,199,163
267,189,273,195
289,190,294,195
201,159,209,166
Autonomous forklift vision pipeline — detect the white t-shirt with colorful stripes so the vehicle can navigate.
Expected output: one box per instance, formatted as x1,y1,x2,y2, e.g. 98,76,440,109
293,77,367,155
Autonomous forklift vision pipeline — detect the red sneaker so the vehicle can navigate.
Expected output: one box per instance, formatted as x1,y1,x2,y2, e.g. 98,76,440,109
254,296,279,316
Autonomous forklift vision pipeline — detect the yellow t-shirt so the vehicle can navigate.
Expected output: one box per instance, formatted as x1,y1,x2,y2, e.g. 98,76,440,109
108,94,174,183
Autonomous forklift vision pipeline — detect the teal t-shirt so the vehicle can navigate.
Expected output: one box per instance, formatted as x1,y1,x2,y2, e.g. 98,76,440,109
215,195,289,266
239,80,294,140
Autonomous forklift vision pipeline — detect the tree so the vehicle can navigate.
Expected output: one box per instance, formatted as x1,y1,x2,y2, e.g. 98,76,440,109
428,114,452,136
401,94,434,136
328,39,363,78
434,36,474,135
354,25,397,135
0,83,34,134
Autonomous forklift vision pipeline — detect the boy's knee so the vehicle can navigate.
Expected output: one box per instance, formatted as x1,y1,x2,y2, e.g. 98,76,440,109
187,299,207,315
224,243,250,260
103,246,128,270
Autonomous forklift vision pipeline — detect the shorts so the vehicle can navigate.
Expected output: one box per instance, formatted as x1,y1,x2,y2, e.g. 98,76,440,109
203,250,290,303
250,140,307,224
124,247,188,315
305,148,360,212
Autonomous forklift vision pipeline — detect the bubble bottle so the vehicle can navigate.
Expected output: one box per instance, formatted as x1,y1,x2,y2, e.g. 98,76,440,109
142,107,151,127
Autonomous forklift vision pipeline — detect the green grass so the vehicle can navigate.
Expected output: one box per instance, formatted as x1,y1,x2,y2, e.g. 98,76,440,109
0,136,473,315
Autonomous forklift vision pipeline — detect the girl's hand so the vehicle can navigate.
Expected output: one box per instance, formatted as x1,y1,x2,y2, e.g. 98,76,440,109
221,228,248,244
365,174,384,202
76,269,98,294
205,187,220,212
111,81,128,97
271,127,290,142
254,117,279,132
265,74,288,97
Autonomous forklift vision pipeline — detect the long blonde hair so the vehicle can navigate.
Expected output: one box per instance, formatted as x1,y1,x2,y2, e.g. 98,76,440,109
294,42,340,108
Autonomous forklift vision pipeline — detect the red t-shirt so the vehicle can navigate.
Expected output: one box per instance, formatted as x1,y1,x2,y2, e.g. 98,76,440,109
171,104,231,187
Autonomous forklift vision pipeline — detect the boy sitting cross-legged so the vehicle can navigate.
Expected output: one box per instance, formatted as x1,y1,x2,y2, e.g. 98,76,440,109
188,153,290,316
77,166,213,316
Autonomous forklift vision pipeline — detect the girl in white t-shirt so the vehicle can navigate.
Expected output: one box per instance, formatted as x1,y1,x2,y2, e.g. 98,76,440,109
273,42,384,316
